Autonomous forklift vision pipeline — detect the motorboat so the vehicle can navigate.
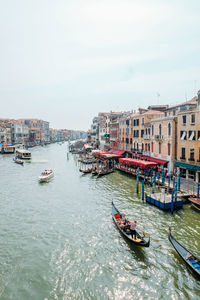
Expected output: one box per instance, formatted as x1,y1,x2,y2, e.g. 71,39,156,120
39,169,54,182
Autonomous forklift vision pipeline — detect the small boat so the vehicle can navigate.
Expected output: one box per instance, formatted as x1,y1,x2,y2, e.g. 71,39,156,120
112,202,150,247
39,169,54,182
13,157,24,165
91,168,98,175
79,168,92,174
168,228,200,277
191,204,200,212
97,168,114,177
188,197,200,209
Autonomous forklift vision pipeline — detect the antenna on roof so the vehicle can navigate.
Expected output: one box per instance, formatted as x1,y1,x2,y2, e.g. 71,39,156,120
157,93,160,104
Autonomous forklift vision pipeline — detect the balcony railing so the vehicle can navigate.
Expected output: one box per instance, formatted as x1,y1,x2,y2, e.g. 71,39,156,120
143,134,150,139
155,135,163,140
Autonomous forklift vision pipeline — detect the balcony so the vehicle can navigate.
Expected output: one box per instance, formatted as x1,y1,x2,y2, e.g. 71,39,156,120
110,137,117,141
155,135,163,140
143,134,150,139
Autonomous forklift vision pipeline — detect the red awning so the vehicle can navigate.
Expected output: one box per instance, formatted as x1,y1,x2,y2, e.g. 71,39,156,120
146,157,168,164
95,150,122,159
119,158,157,168
109,149,126,155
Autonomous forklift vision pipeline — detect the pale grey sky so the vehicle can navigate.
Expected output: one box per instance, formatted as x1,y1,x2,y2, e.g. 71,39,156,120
0,0,200,130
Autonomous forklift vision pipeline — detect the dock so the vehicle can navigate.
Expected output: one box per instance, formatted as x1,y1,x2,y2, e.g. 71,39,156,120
146,192,183,211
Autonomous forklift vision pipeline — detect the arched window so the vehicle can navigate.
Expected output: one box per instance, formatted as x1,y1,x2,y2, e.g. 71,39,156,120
168,123,171,136
159,124,162,136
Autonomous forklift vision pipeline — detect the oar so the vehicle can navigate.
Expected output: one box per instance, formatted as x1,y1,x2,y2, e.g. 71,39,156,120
137,227,159,242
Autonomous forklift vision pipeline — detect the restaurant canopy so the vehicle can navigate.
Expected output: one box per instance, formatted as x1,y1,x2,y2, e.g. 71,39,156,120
109,149,126,155
141,156,168,165
94,150,123,159
119,158,157,168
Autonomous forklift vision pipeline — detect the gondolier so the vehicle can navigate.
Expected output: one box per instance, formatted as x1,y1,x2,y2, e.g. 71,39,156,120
130,221,137,240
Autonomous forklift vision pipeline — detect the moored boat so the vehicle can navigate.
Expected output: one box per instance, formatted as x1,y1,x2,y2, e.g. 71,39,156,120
188,197,200,209
79,168,92,174
39,169,54,182
168,228,200,277
13,157,24,165
112,202,150,247
97,168,114,177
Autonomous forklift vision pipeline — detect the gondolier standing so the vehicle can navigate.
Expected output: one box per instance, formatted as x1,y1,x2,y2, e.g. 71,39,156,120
130,221,137,240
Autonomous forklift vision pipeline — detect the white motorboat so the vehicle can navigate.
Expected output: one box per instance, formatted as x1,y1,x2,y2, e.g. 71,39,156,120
39,169,54,182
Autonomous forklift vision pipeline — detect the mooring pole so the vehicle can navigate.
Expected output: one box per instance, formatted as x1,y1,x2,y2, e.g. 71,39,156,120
171,190,174,214
197,183,199,200
142,180,144,201
137,168,139,194
177,170,181,192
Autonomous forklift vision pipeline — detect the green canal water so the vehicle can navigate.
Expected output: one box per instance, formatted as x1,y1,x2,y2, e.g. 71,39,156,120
0,143,200,300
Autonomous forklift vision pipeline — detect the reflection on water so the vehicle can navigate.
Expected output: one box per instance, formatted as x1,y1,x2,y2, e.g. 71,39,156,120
0,144,200,300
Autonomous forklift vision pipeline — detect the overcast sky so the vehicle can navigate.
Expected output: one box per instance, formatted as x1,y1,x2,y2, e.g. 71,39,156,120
0,0,199,130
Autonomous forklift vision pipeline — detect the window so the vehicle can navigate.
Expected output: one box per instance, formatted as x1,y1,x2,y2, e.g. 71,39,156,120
188,131,195,141
148,128,150,135
148,144,150,151
159,124,162,136
198,149,200,162
159,142,161,154
142,118,144,125
189,148,195,161
130,138,132,144
126,120,129,126
136,119,139,126
198,131,200,141
173,110,176,116
182,115,186,125
152,125,154,136
168,123,171,136
181,148,185,159
126,138,129,144
141,130,144,138
168,143,171,156
164,112,167,117
142,143,144,151
133,120,136,126
180,131,187,140
191,114,195,124
151,142,153,152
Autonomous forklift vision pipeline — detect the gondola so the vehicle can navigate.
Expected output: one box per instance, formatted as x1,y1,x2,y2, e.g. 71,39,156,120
79,168,92,174
112,202,150,247
168,228,200,277
97,169,114,177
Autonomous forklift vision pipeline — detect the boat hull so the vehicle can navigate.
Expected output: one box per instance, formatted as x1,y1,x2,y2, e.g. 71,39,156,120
112,202,150,247
39,172,54,182
168,228,200,277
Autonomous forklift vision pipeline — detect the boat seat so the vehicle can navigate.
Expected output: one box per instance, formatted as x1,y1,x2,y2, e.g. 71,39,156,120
189,259,198,264
192,263,200,268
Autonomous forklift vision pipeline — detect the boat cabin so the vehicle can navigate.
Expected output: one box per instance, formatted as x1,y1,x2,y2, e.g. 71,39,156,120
16,149,32,160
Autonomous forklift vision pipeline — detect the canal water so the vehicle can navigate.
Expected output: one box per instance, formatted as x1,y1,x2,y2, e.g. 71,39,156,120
0,143,200,300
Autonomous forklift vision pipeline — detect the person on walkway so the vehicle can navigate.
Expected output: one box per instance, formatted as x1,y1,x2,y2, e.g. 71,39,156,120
130,220,137,240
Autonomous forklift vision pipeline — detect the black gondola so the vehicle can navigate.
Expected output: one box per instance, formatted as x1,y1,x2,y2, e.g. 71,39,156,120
112,202,150,247
97,169,114,177
168,228,200,277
